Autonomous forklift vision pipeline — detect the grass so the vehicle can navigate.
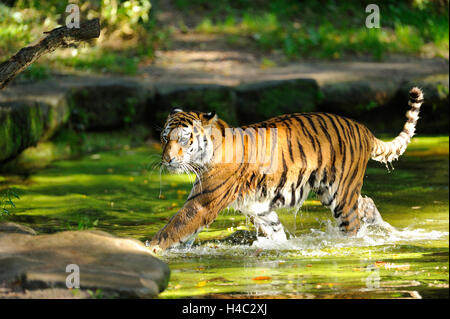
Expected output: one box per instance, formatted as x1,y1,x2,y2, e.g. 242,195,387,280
0,0,169,76
177,0,449,60
0,188,20,218
0,1,447,77
53,49,140,76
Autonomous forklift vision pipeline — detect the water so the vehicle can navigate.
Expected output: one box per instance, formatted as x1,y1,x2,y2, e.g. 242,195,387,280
2,136,448,299
159,220,448,299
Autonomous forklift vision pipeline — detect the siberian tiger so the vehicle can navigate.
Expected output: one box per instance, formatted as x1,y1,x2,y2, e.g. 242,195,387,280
148,87,424,251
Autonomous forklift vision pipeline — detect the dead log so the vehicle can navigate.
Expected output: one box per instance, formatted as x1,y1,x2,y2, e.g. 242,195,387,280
0,18,100,89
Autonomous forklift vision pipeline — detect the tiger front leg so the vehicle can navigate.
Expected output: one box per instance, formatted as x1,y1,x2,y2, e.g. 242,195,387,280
149,203,214,251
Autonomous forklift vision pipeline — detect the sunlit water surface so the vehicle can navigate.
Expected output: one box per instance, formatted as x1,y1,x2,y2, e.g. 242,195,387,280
4,136,448,299
159,219,448,299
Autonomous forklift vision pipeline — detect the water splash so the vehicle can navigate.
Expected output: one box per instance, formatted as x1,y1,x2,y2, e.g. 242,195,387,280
251,220,448,251
162,220,448,258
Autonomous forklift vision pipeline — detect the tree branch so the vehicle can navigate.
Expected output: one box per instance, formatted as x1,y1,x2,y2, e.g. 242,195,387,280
0,18,100,89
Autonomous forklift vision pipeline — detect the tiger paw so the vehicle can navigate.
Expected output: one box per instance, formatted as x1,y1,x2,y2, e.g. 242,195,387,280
145,240,163,255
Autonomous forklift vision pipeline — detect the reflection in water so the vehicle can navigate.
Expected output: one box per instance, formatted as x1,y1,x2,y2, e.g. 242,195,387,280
160,222,448,299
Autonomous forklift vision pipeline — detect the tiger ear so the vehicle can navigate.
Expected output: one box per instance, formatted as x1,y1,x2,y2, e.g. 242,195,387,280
170,107,183,115
202,110,217,123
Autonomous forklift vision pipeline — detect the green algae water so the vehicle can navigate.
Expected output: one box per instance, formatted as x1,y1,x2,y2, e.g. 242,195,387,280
1,136,448,299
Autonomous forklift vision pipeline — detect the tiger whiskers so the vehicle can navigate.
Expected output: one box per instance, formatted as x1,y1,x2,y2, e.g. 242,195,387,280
180,163,195,186
159,165,165,198
146,155,164,172
185,162,203,192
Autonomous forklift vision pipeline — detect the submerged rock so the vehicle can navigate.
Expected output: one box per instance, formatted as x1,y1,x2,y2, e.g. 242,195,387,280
222,230,257,245
0,223,170,298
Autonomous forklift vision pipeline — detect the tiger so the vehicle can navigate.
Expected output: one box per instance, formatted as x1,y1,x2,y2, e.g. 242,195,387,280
148,87,424,251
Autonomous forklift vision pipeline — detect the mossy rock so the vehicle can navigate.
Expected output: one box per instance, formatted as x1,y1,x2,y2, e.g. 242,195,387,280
358,75,449,134
0,102,44,163
0,99,69,163
68,81,152,131
222,230,257,245
235,79,320,125
153,84,237,128
319,80,398,116
318,76,449,134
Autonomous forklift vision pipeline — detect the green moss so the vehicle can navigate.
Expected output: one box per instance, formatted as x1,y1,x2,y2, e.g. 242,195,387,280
27,104,45,144
0,110,13,161
1,126,151,173
0,102,50,162
42,100,71,141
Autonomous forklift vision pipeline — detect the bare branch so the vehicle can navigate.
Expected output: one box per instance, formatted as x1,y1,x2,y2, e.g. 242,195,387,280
0,18,100,89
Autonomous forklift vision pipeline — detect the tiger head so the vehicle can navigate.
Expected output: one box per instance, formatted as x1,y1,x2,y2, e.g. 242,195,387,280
160,108,223,173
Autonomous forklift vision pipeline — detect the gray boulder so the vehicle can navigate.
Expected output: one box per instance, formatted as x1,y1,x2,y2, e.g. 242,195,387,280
0,224,170,298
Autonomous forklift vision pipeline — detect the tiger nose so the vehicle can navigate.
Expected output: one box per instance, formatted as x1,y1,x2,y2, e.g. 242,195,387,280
163,141,182,163
163,153,172,163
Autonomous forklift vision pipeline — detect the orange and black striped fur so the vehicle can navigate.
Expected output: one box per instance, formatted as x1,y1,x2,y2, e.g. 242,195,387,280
149,87,424,251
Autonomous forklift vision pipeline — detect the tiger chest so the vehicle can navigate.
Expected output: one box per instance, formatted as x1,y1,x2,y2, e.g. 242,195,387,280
228,180,310,216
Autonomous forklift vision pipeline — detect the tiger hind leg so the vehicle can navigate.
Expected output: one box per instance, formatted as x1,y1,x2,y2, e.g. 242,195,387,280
357,195,393,229
357,195,382,224
318,185,361,235
319,184,390,233
247,210,287,241
335,196,361,235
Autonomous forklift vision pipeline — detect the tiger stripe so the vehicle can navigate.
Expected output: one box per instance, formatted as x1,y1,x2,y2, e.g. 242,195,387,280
149,87,424,250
